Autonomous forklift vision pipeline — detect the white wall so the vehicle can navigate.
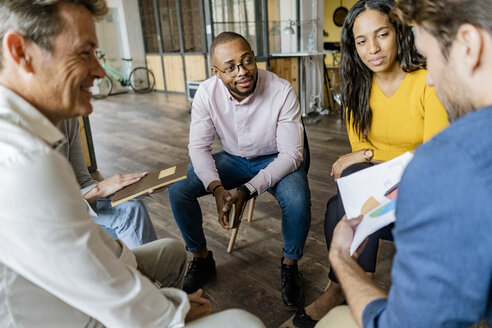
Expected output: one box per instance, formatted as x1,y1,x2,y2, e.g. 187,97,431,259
300,0,326,114
96,0,146,67
279,0,297,53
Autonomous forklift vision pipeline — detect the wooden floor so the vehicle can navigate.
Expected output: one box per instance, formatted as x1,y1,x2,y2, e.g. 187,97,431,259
89,92,392,328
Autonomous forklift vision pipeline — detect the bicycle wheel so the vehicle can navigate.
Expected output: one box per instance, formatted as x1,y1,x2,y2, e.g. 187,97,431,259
91,76,112,99
129,67,155,93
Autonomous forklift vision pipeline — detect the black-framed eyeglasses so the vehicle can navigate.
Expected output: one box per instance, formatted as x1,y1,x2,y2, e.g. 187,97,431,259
213,56,256,78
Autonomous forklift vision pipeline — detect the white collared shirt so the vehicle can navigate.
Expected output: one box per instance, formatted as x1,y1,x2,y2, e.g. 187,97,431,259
0,86,189,327
189,69,304,194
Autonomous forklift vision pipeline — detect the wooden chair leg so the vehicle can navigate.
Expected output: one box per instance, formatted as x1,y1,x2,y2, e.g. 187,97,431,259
247,197,256,223
228,225,240,253
228,198,256,253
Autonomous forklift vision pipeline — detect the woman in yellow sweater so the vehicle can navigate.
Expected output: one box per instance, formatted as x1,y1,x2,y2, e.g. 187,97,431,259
293,0,448,327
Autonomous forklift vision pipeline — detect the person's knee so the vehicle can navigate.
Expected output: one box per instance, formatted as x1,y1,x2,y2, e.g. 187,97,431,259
277,172,310,208
218,309,265,328
125,199,148,217
169,171,205,202
164,238,187,260
315,305,357,328
151,238,186,263
340,162,372,177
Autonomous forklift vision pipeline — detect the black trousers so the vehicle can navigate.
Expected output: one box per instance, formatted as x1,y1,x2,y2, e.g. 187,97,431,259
325,162,394,282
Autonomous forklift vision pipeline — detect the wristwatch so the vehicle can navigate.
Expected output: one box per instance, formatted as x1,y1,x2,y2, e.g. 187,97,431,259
363,149,374,162
237,183,258,200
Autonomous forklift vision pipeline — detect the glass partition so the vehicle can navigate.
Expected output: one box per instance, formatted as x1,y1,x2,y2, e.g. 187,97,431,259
181,0,206,52
211,0,257,53
158,0,181,52
139,0,159,53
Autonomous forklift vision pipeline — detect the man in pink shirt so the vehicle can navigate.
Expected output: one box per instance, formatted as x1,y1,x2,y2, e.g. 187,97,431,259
168,32,311,310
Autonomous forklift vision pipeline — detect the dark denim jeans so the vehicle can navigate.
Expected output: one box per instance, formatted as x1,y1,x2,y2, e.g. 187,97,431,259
168,151,311,260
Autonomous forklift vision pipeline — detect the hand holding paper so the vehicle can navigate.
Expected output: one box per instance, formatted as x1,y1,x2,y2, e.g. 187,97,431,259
336,152,413,255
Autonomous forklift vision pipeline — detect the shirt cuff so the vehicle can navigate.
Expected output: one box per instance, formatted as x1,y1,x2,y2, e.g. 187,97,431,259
362,298,388,328
247,176,266,195
81,183,98,216
81,182,98,196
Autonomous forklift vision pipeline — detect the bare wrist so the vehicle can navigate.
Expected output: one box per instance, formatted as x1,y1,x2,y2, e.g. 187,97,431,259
84,185,100,203
329,247,353,267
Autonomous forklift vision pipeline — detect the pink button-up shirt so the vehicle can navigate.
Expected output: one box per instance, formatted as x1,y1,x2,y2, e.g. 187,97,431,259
189,69,304,194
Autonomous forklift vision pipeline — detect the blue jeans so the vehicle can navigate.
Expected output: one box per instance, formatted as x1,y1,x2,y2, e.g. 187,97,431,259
94,197,157,249
168,151,311,260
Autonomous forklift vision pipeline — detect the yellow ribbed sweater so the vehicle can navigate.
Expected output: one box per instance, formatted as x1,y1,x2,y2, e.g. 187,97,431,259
347,69,449,161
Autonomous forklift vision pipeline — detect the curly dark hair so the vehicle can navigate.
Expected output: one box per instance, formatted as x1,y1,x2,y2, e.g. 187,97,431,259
340,0,425,139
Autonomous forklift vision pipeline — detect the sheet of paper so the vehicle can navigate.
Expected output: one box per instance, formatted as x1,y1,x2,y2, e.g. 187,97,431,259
335,152,413,256
350,197,396,255
337,152,413,220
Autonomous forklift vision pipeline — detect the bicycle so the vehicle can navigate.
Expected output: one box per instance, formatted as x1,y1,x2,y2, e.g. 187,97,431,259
92,50,155,99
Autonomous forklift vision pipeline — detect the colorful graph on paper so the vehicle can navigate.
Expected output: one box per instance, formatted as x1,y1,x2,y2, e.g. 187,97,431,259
369,198,397,218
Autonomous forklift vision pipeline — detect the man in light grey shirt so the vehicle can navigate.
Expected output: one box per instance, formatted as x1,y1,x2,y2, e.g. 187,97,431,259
58,117,157,249
0,0,264,327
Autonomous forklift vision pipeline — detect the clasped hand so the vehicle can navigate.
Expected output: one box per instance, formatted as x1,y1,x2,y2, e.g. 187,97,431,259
214,187,246,230
185,289,212,323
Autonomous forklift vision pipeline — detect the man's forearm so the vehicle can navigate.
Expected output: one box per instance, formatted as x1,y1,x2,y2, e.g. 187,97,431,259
330,249,388,327
83,184,101,203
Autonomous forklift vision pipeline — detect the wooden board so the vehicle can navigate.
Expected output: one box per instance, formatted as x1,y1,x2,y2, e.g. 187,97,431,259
184,55,207,82
163,55,185,92
269,57,299,95
146,55,165,91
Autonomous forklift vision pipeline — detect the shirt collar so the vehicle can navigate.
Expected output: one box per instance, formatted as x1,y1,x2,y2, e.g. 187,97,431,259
0,85,65,149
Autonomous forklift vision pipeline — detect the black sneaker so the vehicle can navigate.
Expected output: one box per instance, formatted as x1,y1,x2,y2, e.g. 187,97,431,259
183,251,216,293
281,258,304,311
